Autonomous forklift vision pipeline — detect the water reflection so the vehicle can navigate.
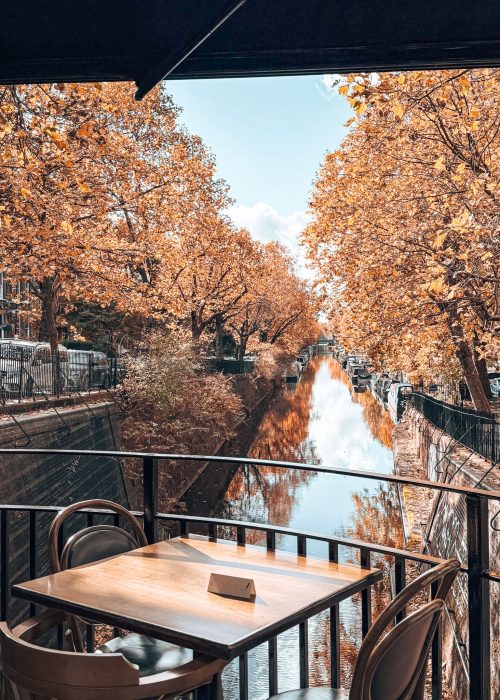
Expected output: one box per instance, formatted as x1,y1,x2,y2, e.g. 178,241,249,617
186,357,401,698
218,359,395,548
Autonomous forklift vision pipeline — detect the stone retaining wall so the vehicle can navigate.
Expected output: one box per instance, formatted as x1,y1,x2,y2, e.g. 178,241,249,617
395,407,500,700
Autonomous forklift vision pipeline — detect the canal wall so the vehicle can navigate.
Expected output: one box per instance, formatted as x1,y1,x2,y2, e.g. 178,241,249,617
0,400,130,622
0,400,128,506
394,407,500,700
160,378,277,511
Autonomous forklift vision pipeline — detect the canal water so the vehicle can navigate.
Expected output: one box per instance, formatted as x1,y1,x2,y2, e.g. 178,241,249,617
184,356,402,698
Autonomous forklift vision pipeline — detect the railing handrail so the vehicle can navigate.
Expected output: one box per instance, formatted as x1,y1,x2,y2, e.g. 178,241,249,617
0,447,498,500
412,391,498,423
0,503,451,569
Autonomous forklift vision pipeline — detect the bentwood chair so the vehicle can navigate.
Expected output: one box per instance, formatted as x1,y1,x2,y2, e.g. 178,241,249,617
267,558,460,700
48,500,198,678
0,609,226,700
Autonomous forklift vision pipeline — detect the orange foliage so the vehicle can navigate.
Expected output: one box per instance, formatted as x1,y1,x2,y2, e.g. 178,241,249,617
304,69,499,412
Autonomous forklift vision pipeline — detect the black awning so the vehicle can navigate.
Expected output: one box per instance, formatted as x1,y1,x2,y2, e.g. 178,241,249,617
1,0,499,98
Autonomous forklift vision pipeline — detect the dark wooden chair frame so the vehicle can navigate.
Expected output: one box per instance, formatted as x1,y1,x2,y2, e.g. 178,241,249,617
350,558,460,700
267,558,460,700
0,609,226,700
48,498,148,651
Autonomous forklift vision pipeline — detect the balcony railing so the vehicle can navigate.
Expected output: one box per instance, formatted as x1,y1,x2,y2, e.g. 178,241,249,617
0,448,498,700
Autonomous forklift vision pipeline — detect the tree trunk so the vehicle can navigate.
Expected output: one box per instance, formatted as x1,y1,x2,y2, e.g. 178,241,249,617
447,311,492,415
38,276,60,352
474,344,492,400
236,336,248,362
214,315,224,360
190,310,202,339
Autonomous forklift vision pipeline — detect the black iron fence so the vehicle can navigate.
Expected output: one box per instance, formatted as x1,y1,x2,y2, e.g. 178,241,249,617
0,449,498,699
412,392,499,464
204,358,255,374
0,345,122,402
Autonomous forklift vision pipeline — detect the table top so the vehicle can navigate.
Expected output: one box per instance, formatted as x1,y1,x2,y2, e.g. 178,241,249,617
13,536,382,659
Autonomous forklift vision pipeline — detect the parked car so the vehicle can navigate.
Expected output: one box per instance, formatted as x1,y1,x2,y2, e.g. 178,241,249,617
67,349,111,391
387,382,413,423
0,340,68,397
489,372,500,398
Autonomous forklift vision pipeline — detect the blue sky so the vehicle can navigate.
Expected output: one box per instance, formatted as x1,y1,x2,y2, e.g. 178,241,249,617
165,75,352,261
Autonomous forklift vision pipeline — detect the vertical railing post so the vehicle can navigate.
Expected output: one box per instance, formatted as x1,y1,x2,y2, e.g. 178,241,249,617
143,457,158,544
394,556,406,623
360,548,372,638
267,529,278,696
466,494,490,700
329,542,341,689
1,510,8,621
297,536,309,688
431,579,443,700
18,349,24,401
88,353,92,392
29,510,37,617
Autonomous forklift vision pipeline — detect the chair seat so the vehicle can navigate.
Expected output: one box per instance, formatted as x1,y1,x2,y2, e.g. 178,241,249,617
97,633,193,677
268,689,349,700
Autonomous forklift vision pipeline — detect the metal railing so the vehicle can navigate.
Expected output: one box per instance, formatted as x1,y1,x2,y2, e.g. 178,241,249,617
0,448,498,700
0,347,122,402
203,358,255,375
412,392,499,464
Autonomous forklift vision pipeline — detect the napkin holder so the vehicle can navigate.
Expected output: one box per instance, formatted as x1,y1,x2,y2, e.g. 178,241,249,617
208,572,256,600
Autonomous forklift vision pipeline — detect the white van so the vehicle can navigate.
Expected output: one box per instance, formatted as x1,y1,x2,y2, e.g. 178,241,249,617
67,349,111,391
387,382,413,423
0,340,68,398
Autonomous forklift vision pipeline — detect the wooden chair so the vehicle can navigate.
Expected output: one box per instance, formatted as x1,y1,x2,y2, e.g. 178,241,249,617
48,500,199,679
0,609,226,700
267,558,460,700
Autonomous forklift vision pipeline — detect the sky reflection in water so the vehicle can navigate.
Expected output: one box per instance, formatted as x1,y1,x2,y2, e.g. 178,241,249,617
215,358,399,699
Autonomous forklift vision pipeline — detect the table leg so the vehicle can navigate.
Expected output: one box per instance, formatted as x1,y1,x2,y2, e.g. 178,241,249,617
196,673,221,700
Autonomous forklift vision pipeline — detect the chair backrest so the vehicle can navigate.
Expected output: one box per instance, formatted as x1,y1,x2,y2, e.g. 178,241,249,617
60,525,139,569
0,611,226,700
363,600,444,700
350,558,460,700
0,619,140,700
49,499,148,572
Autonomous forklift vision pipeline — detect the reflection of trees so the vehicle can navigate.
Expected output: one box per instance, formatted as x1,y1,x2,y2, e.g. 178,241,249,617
307,483,404,687
251,360,321,463
329,359,394,448
218,360,323,542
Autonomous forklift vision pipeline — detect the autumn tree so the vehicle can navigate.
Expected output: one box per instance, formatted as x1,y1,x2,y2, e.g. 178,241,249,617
0,83,228,349
229,242,319,359
168,218,257,350
304,69,499,412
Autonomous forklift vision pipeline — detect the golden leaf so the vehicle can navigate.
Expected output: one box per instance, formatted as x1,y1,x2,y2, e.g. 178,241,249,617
391,101,404,119
434,156,445,171
433,231,447,249
76,178,91,194
76,122,94,138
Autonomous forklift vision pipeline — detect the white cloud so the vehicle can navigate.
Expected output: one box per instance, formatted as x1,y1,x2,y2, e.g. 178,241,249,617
315,74,342,101
226,202,313,279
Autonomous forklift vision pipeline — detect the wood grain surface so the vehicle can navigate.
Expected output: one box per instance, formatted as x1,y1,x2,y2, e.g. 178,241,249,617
12,537,382,659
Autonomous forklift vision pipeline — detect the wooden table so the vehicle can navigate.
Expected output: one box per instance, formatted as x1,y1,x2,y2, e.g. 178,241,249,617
13,537,382,694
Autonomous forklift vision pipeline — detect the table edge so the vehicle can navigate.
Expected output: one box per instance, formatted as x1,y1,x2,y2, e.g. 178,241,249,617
12,567,382,660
